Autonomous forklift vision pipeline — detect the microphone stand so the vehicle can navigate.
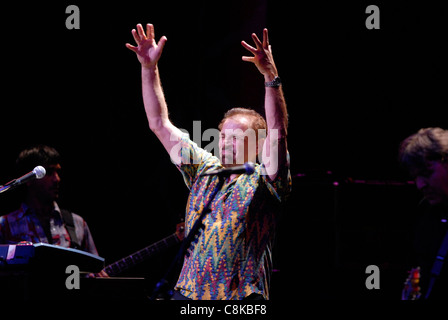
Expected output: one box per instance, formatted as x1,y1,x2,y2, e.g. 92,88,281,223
0,179,16,194
0,185,11,194
150,176,225,300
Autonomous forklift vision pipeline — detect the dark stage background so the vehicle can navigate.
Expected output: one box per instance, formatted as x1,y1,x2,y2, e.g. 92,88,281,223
0,1,446,299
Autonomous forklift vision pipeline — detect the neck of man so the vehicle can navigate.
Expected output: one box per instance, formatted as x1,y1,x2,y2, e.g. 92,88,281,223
25,194,55,218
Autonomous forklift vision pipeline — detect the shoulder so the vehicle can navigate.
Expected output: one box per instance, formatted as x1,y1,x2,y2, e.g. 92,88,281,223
176,135,222,186
178,135,216,164
71,212,86,224
257,159,292,202
59,208,88,228
0,204,28,223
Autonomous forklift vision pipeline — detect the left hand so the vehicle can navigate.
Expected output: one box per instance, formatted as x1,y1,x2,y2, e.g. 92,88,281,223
86,270,110,278
241,28,278,81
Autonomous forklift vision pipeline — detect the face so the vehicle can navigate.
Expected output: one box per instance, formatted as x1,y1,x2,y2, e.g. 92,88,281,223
411,160,448,206
219,116,260,167
27,164,62,203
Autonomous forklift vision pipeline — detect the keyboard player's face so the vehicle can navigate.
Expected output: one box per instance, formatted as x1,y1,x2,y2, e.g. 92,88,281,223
28,164,62,203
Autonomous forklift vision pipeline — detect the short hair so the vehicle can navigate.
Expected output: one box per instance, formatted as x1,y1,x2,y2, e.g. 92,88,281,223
16,145,61,175
398,127,448,171
218,107,267,139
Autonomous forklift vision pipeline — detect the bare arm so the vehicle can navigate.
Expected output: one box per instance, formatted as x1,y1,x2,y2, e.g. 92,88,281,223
241,29,288,180
126,24,184,159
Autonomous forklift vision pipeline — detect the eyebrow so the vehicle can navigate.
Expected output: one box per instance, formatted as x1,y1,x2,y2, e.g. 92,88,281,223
45,165,62,172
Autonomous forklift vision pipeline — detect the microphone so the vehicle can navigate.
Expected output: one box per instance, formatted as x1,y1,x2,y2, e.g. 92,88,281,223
201,162,255,177
2,166,47,190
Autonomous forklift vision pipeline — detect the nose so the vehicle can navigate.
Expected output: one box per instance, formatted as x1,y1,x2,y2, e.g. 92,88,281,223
51,172,61,183
415,176,427,191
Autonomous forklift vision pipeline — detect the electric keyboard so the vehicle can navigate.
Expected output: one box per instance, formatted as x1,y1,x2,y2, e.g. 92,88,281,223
0,242,104,273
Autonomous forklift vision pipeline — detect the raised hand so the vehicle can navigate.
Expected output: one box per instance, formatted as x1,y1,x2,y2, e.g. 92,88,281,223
241,28,278,81
126,23,167,69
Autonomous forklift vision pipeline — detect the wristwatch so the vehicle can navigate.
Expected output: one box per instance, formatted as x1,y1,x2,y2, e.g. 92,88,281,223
265,76,282,88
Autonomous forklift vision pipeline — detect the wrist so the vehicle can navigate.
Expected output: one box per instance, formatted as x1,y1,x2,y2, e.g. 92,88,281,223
142,65,159,78
265,76,281,88
263,72,278,82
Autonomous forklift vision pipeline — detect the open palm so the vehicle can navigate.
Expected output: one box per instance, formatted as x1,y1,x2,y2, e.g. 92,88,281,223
126,23,167,69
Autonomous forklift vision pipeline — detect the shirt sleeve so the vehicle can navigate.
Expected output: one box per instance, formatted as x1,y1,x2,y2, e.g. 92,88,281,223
262,151,292,202
0,217,5,244
174,134,221,189
73,213,99,256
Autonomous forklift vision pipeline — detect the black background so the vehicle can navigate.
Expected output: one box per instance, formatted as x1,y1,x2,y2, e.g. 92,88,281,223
0,1,446,299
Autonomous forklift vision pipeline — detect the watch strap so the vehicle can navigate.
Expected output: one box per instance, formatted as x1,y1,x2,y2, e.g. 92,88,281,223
265,76,282,88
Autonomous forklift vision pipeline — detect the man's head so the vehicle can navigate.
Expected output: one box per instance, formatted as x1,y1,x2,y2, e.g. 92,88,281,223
399,127,448,206
218,108,267,167
16,145,62,203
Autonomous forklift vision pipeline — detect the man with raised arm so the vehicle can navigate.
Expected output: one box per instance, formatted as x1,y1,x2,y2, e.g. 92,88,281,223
126,23,291,300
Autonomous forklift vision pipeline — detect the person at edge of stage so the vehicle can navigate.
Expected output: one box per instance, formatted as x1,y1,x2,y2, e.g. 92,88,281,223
399,127,448,300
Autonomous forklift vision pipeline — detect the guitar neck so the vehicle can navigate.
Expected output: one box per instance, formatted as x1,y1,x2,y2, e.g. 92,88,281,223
103,232,180,276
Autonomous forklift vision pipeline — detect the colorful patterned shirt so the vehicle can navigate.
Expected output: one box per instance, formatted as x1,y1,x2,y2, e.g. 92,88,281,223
174,136,291,300
0,202,98,255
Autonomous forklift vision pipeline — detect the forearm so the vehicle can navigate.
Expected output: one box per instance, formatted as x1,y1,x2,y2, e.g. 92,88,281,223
264,84,288,136
141,65,184,156
263,77,289,180
141,66,170,132
241,28,288,136
127,24,182,156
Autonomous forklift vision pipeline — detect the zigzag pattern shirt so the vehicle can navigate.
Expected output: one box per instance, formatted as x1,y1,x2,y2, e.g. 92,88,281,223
174,136,291,300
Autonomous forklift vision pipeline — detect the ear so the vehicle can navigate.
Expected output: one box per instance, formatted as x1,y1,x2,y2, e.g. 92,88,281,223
443,154,448,163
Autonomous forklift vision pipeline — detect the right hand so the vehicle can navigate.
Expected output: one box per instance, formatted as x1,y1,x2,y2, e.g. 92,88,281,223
126,23,167,69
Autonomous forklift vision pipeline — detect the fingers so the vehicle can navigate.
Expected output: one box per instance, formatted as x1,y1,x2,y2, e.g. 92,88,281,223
242,28,270,54
147,23,155,40
241,28,272,65
262,28,269,49
241,40,257,54
241,36,260,63
131,23,153,45
253,29,270,49
251,32,263,49
242,56,255,63
136,23,146,39
157,36,168,55
131,28,141,45
125,43,138,52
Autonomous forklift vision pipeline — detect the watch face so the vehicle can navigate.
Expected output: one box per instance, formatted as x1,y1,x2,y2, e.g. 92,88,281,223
266,77,281,87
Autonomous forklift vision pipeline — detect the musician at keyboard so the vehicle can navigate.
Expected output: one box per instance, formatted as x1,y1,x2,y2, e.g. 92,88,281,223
0,145,107,277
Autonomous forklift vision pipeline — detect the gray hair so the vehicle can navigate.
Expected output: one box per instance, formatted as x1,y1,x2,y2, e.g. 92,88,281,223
398,127,448,171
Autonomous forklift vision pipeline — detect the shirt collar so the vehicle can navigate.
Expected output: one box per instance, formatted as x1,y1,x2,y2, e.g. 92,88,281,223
20,201,62,219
